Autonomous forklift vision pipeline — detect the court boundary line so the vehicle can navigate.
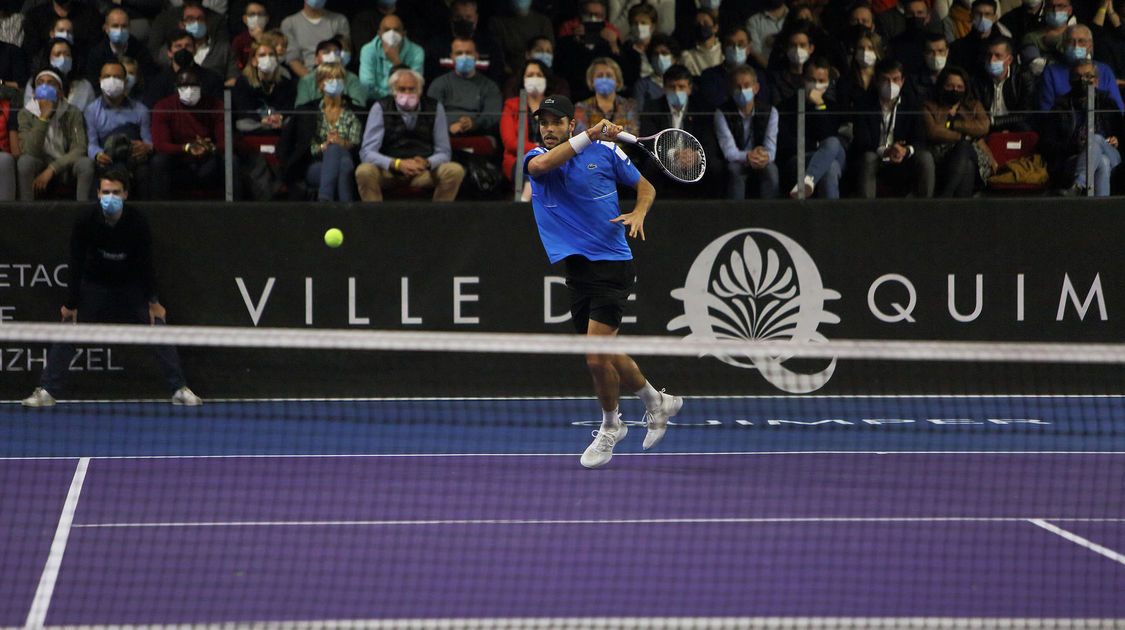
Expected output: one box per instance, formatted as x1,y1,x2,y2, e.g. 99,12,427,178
4,617,1124,630
6,393,1125,404
72,516,1125,529
3,451,1125,461
24,457,89,629
1029,519,1125,567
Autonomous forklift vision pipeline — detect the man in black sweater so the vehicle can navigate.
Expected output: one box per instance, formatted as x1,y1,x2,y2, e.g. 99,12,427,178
21,169,201,407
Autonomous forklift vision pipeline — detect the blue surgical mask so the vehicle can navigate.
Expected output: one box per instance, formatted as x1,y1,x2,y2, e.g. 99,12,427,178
513,0,532,10
184,20,207,39
100,193,123,215
307,0,326,8
988,59,1005,77
1046,10,1068,27
454,54,476,74
972,16,993,33
34,84,58,102
322,78,344,95
734,86,754,106
724,46,747,66
340,51,351,66
652,54,673,75
532,52,553,67
1068,45,1088,61
377,0,396,5
50,56,72,74
700,0,721,8
593,76,616,96
108,27,129,44
667,90,687,108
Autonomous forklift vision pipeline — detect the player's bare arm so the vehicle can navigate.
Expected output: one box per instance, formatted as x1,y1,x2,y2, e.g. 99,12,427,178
527,117,621,176
611,176,655,240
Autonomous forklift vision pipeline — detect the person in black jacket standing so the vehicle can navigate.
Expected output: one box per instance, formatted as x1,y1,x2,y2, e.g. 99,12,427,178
21,169,201,408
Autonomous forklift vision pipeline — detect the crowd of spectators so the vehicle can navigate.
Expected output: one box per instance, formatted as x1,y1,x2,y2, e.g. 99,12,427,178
1,0,1124,201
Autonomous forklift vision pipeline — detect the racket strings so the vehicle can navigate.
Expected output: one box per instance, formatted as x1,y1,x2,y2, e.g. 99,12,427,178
655,130,706,182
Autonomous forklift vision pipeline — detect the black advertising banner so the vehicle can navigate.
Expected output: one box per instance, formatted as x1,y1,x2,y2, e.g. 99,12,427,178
1,199,1122,398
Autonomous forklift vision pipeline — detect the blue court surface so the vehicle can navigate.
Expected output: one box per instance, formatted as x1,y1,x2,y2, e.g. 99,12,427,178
2,395,1124,628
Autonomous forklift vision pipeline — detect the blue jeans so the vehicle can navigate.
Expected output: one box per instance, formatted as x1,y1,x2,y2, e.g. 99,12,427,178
39,283,186,396
801,136,847,199
1073,134,1121,196
307,143,355,201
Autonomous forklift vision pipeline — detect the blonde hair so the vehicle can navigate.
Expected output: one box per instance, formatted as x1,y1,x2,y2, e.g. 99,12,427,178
315,61,346,88
258,29,287,53
585,57,624,92
242,41,280,88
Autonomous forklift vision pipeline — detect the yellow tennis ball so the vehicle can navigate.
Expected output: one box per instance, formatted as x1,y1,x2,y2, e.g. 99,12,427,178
324,228,343,248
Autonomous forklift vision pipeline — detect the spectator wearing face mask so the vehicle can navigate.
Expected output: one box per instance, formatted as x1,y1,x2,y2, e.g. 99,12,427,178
699,26,771,111
278,61,363,201
853,58,935,198
836,31,884,112
427,37,503,138
616,2,658,90
681,9,722,76
349,0,398,58
295,38,365,106
232,39,296,199
231,2,271,70
608,0,676,38
17,68,94,200
501,58,549,199
948,0,1014,71
502,35,571,99
775,56,848,199
638,63,722,196
280,0,349,78
359,14,423,100
573,56,638,136
1021,0,1077,67
85,60,154,198
1038,23,1124,110
767,21,818,105
354,65,464,201
889,0,950,75
923,65,993,197
1040,58,1123,195
907,31,950,104
155,1,237,85
972,36,1037,132
25,37,95,111
143,30,225,108
490,0,555,77
423,0,507,85
150,67,225,198
632,32,678,110
554,0,624,101
714,63,779,199
23,0,101,66
84,9,158,90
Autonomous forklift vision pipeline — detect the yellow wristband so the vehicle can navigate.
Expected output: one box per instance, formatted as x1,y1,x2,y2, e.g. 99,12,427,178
945,120,951,129
394,158,401,171
184,143,190,153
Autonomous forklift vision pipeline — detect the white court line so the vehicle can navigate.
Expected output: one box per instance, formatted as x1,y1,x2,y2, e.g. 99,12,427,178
4,451,1125,461
24,457,90,629
2,616,1124,630
1028,519,1125,566
72,516,1125,529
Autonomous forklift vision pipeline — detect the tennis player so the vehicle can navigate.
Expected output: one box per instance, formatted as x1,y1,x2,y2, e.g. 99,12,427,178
524,94,682,469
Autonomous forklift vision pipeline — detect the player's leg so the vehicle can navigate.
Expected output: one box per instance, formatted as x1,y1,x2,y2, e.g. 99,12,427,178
580,318,629,469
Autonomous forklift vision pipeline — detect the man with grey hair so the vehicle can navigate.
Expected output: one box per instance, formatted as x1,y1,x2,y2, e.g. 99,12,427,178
1037,23,1124,111
355,66,465,201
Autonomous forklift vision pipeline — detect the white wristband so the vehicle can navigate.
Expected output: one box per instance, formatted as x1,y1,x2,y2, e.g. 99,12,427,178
569,132,592,153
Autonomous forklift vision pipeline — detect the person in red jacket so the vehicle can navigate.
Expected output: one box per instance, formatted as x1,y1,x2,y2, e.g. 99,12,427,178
150,67,225,199
500,58,549,201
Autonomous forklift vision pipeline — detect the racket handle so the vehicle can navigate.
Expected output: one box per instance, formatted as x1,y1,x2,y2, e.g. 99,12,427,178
616,131,637,144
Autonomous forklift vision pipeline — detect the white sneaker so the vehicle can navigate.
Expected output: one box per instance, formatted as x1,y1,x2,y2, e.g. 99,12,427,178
21,387,55,407
172,387,202,406
642,391,683,450
580,421,628,469
790,174,815,199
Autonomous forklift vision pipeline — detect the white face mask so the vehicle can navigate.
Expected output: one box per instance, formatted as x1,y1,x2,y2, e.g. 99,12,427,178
245,15,267,29
879,81,901,101
805,81,829,92
787,47,810,65
523,76,546,94
257,54,278,74
381,29,402,48
856,49,877,67
178,85,201,105
100,76,125,98
321,51,341,64
631,23,651,41
926,53,948,72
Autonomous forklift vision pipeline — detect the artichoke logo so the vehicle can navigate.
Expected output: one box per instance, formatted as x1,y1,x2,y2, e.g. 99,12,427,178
667,229,841,393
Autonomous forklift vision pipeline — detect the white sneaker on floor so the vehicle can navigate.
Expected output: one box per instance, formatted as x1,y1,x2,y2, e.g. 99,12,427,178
642,391,683,450
172,387,202,406
21,387,55,407
789,175,815,199
580,421,628,469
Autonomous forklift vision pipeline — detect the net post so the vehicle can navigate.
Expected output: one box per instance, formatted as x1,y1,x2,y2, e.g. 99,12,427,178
797,88,806,200
224,88,234,202
514,89,528,202
1086,82,1095,197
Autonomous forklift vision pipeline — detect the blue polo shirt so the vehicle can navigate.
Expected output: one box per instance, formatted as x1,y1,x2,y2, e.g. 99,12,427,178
524,140,642,264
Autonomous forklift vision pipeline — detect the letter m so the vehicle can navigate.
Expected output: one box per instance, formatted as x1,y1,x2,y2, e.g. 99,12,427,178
1057,273,1107,321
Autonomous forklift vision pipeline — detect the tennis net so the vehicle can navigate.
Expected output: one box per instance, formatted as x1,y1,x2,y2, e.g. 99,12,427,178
1,322,1124,629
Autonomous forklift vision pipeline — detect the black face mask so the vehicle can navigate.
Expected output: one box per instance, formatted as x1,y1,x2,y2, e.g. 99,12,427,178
1071,80,1095,97
451,19,474,38
172,48,195,69
938,88,963,106
582,20,603,38
696,24,714,42
906,17,926,32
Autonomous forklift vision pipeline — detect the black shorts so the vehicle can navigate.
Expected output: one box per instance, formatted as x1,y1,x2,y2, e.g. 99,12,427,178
563,255,636,334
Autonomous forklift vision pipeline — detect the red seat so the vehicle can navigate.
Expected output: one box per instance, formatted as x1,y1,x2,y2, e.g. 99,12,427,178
986,131,1048,194
450,135,498,156
237,134,281,167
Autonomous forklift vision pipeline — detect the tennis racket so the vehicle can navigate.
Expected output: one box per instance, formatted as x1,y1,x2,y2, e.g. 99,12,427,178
614,128,707,183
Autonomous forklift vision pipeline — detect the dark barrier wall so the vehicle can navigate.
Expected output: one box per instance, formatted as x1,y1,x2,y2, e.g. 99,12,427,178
1,199,1123,398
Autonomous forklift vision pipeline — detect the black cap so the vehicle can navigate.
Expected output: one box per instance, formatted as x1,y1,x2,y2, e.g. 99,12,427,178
534,94,574,119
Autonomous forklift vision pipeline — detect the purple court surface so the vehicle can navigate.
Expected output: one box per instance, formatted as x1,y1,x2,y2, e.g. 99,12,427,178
2,396,1124,628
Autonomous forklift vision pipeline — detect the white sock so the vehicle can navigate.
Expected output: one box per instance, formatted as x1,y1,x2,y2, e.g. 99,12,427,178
636,381,662,410
601,407,621,429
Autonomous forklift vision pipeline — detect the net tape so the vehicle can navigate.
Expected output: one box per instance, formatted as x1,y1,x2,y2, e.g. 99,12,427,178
2,323,1125,365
